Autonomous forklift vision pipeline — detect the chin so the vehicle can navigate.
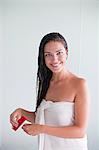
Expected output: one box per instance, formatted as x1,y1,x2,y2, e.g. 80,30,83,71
50,67,63,74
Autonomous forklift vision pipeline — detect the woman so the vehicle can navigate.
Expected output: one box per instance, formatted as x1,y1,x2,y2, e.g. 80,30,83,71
10,32,90,150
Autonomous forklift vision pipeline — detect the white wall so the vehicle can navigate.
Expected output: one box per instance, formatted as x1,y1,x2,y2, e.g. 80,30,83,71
79,1,98,149
0,0,3,148
1,0,98,150
97,0,99,147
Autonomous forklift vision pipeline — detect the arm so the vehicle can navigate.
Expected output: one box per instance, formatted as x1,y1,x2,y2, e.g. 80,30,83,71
41,79,90,138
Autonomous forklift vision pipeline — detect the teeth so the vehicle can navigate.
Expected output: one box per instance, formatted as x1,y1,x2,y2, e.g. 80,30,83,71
52,64,59,67
52,63,61,67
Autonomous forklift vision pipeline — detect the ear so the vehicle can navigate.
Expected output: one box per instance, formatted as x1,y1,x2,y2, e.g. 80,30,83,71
65,49,68,59
66,48,68,54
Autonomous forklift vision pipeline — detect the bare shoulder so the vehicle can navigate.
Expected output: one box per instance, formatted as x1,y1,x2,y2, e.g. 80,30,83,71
75,77,88,91
76,77,87,88
70,74,90,103
69,73,89,99
70,73,87,89
70,74,90,131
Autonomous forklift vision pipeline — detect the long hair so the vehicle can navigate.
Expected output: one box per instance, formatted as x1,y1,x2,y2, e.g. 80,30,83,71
35,32,68,111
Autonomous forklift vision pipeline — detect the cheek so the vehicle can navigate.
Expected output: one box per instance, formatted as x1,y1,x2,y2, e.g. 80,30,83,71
60,55,67,63
63,53,67,61
44,58,50,66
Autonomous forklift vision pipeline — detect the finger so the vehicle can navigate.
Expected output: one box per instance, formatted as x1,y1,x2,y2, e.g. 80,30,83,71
10,120,18,127
23,123,31,126
22,126,29,134
15,115,21,122
22,123,31,128
10,116,17,125
22,128,34,136
22,124,32,133
12,118,18,125
22,129,29,134
10,115,20,128
10,114,21,124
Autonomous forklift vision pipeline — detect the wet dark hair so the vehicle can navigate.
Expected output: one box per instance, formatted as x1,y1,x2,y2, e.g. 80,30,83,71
35,32,68,111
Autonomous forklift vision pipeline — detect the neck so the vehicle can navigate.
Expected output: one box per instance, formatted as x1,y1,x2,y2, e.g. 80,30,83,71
51,69,70,83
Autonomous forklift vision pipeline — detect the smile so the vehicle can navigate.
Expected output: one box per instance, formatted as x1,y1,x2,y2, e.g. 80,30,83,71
51,63,62,68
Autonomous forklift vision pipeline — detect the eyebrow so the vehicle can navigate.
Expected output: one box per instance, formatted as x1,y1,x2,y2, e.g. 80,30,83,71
44,49,63,53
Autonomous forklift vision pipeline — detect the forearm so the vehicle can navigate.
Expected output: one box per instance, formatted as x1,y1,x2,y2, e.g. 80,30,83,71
42,125,86,138
21,109,36,123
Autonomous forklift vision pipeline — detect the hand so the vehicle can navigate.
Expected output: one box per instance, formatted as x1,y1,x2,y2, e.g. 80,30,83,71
22,124,43,136
10,108,22,128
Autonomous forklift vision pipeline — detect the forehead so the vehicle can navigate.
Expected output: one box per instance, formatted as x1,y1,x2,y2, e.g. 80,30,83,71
44,41,65,53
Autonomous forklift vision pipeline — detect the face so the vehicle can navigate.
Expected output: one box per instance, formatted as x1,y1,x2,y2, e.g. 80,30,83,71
44,41,67,73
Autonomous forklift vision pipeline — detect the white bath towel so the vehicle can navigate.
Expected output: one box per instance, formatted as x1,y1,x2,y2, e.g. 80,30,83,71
35,99,88,150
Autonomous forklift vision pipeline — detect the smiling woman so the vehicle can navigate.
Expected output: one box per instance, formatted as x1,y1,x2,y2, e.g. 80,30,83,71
0,0,97,149
44,41,67,73
10,32,90,150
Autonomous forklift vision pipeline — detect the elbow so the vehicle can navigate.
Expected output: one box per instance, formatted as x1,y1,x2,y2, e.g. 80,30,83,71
76,127,86,138
78,131,86,138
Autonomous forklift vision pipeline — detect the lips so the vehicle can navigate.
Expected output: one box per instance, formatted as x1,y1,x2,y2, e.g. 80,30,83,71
51,63,61,69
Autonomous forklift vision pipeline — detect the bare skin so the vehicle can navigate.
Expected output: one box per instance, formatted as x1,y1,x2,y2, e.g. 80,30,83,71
21,70,90,138
10,41,90,138
42,72,90,138
10,108,36,128
45,71,79,103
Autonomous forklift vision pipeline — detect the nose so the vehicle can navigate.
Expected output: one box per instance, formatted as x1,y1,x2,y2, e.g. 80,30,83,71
51,54,59,63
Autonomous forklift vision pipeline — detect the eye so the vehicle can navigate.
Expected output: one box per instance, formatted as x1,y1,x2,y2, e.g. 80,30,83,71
44,53,52,57
57,51,63,55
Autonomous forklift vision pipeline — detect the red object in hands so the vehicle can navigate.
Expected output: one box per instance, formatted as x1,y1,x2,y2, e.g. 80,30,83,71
12,116,27,131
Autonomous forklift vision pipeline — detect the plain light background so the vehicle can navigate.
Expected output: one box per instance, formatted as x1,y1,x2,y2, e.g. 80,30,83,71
0,0,99,150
